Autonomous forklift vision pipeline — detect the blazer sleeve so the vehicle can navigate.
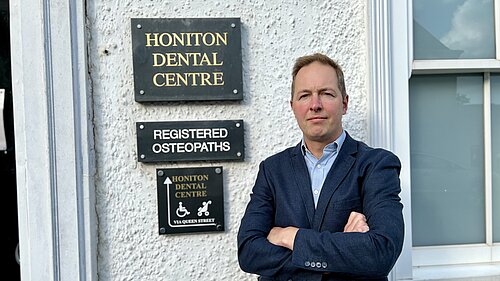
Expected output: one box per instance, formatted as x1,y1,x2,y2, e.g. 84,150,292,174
237,160,292,277
291,150,404,277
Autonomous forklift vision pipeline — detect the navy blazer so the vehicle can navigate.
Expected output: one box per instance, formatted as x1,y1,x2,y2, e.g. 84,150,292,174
237,132,404,281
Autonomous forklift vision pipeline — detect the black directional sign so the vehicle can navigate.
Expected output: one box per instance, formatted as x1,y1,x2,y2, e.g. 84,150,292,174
157,167,224,234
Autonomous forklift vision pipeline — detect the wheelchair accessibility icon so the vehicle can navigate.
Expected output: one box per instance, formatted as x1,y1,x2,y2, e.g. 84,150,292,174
175,202,190,218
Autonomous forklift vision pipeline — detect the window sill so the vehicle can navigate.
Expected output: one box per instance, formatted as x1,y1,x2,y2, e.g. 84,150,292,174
411,263,500,280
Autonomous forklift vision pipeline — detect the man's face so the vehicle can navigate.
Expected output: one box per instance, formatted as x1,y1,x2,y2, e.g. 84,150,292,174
290,61,348,146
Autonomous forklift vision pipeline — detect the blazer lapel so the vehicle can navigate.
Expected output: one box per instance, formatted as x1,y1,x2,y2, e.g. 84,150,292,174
290,143,315,227
312,133,357,230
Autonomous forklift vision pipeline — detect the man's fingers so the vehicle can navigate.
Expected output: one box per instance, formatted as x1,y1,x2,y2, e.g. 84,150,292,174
267,226,299,250
343,211,369,233
343,211,365,231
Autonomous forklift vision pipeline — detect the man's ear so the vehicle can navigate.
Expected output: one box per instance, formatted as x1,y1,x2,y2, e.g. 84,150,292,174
343,95,349,114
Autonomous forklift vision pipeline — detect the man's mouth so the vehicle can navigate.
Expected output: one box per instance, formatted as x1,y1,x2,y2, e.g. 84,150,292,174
307,116,326,121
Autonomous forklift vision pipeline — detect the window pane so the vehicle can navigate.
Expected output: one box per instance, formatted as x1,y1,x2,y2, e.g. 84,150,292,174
410,74,485,246
492,74,500,243
413,0,495,59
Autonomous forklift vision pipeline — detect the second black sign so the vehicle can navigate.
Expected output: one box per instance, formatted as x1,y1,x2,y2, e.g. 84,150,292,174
136,119,244,163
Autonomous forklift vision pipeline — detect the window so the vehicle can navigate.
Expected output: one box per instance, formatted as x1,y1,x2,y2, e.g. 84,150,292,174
413,0,495,60
410,74,485,247
410,0,500,269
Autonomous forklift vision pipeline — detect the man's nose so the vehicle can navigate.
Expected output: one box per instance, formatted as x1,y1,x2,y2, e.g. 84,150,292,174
310,94,322,111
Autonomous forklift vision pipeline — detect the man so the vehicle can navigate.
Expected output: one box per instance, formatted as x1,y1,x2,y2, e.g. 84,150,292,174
237,53,404,280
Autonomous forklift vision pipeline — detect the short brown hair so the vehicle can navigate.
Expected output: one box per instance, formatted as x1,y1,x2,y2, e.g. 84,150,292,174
291,53,347,100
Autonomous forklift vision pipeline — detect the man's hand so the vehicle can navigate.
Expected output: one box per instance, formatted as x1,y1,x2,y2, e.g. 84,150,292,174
267,212,367,251
343,211,370,233
267,226,299,250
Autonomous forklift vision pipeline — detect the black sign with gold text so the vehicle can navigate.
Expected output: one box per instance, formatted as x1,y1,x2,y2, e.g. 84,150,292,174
157,167,224,234
131,18,243,102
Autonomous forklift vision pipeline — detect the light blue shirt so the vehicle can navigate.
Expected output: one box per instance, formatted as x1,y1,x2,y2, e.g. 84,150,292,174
301,130,346,208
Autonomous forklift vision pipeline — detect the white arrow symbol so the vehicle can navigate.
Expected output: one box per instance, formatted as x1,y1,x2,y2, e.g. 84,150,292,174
164,177,172,187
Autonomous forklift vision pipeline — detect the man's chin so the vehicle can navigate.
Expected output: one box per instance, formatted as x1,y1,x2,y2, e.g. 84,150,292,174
305,131,338,143
305,134,328,143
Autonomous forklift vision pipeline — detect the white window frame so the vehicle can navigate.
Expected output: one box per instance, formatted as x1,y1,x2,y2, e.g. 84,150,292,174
369,0,500,280
10,0,97,280
369,0,413,279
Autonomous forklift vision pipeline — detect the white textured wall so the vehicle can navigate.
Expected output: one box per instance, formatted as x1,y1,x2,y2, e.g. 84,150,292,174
87,0,369,280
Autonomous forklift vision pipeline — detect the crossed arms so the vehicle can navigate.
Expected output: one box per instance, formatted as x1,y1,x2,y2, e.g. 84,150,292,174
237,149,405,278
267,211,369,250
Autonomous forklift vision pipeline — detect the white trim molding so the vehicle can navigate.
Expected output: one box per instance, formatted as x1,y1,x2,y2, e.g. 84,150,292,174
368,0,393,151
368,0,413,280
10,0,97,280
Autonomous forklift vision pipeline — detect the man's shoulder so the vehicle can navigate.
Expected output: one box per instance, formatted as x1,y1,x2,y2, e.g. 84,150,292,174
262,144,300,163
347,135,400,163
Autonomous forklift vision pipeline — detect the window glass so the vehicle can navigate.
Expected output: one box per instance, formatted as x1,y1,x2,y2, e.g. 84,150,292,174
410,74,485,246
413,0,495,59
492,74,500,243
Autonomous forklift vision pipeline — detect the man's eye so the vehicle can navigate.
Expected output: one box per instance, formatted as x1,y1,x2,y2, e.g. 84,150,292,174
298,93,309,100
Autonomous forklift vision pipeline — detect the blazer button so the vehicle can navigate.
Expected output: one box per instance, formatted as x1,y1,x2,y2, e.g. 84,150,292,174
304,261,310,267
311,262,316,268
322,262,328,268
315,262,322,268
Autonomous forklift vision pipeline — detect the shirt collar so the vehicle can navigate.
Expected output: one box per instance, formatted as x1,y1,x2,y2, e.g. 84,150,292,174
300,130,346,156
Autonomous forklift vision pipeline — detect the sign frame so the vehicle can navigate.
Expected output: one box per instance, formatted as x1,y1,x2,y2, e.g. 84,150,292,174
157,166,225,235
131,17,243,102
136,119,244,163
